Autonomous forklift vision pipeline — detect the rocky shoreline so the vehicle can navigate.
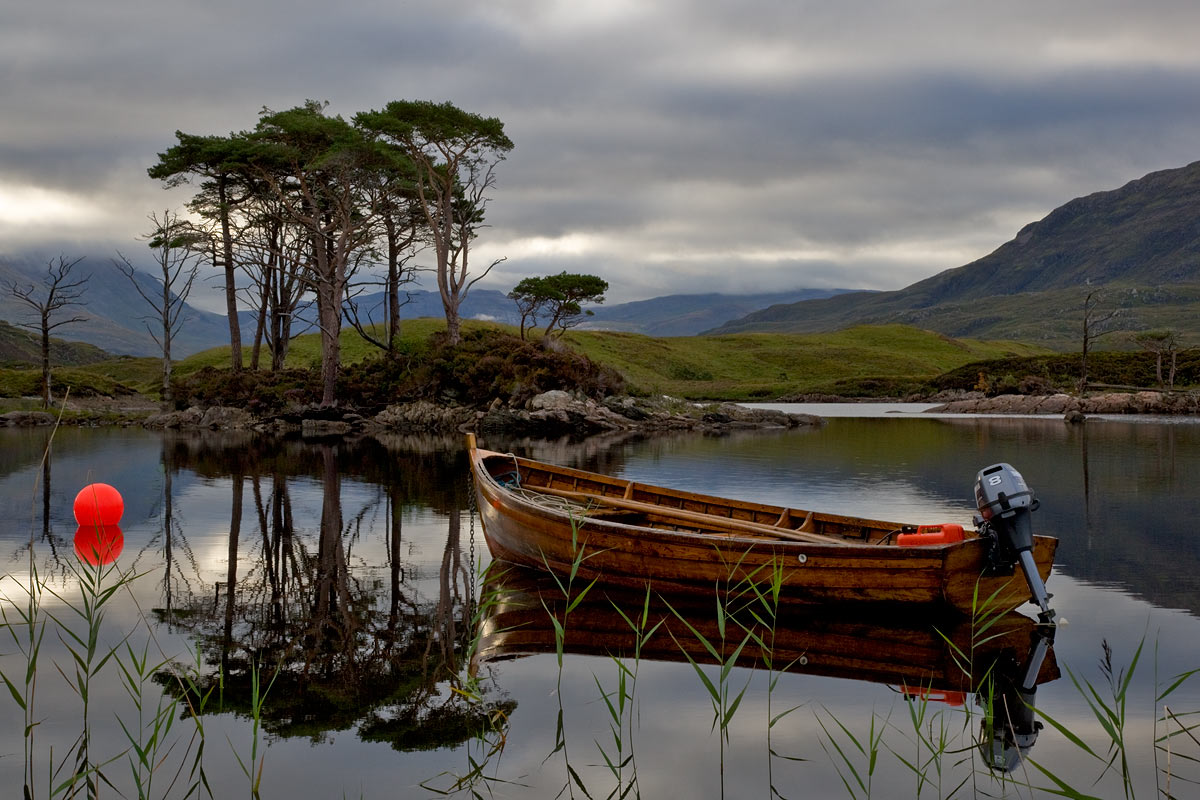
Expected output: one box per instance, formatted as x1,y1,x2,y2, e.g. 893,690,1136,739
4,388,1196,433
0,390,823,436
925,390,1200,416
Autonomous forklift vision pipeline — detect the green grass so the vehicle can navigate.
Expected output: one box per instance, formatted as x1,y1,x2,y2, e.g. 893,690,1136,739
0,366,144,399
0,319,1058,408
563,324,1049,399
175,317,506,373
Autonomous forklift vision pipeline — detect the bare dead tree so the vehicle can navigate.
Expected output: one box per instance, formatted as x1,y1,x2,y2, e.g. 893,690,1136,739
235,197,313,371
6,255,90,408
1133,329,1181,389
344,175,426,356
114,210,206,407
1078,287,1122,394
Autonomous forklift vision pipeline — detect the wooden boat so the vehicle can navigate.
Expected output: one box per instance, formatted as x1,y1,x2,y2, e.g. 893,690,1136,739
467,435,1057,616
474,563,1059,701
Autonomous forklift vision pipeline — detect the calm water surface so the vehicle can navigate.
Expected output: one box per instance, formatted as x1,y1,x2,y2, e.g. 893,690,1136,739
2,410,1200,798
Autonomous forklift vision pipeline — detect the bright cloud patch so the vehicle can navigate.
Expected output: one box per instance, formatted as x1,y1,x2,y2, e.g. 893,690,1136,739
0,185,104,227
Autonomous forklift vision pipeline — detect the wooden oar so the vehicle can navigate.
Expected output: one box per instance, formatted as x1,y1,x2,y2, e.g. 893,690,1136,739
533,485,850,546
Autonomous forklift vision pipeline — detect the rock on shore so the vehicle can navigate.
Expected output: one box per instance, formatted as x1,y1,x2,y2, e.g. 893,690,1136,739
470,390,821,436
927,391,1200,415
136,391,823,436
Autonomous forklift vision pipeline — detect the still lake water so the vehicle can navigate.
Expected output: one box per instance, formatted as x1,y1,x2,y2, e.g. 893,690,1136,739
3,408,1200,798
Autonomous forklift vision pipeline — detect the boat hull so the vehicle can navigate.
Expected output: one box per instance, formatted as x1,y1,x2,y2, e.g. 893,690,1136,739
470,445,1057,616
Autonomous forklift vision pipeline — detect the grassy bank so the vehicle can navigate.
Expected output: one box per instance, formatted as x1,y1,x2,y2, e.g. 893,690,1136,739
2,320,1052,408
563,324,1046,399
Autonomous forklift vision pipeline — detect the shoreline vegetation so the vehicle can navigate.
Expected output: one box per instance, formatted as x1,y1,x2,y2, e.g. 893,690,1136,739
1,321,1197,432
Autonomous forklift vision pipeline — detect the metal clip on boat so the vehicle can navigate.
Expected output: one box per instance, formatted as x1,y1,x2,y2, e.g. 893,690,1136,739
974,463,1056,624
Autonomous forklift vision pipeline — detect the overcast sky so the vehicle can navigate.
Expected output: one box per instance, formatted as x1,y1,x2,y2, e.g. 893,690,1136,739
4,0,1200,310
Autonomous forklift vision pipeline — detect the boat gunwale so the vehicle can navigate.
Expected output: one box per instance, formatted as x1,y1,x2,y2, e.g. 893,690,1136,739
472,446,978,557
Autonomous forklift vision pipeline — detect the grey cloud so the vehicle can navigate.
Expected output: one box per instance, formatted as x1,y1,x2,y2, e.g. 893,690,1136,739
5,0,1200,306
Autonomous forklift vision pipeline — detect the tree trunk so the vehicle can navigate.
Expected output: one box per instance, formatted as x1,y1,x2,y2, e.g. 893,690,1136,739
435,190,463,346
40,316,51,409
443,302,462,346
1078,315,1090,394
161,268,173,407
384,213,402,354
161,331,173,409
319,291,341,406
312,232,344,407
271,306,288,372
218,178,243,372
251,292,267,371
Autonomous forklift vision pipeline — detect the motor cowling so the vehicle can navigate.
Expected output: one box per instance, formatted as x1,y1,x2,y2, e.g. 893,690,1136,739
975,463,1038,550
974,463,1055,623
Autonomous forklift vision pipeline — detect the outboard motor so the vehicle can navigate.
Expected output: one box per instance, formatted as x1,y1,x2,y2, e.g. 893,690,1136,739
974,463,1055,623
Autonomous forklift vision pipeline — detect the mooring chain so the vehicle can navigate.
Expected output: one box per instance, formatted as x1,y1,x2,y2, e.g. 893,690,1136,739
465,466,477,609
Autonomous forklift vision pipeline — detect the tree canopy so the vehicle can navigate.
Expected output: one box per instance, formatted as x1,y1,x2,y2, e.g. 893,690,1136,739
356,101,514,345
508,272,608,339
148,99,511,402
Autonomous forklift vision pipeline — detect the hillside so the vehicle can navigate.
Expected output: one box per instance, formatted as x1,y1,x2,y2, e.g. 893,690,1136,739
563,324,1047,400
0,256,232,357
577,289,860,336
0,319,112,366
711,161,1200,347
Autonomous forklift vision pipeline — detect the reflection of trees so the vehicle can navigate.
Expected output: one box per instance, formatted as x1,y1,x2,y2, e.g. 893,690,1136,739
156,434,510,749
8,430,68,572
140,437,208,628
39,433,62,562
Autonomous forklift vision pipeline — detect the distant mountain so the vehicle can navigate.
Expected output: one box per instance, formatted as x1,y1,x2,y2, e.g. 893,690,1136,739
577,289,859,337
0,256,232,358
350,288,520,327
1,256,857,357
710,161,1200,347
289,288,857,339
0,257,522,359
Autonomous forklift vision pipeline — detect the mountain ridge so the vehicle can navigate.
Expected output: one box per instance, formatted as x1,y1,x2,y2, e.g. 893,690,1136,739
709,160,1200,345
0,251,843,358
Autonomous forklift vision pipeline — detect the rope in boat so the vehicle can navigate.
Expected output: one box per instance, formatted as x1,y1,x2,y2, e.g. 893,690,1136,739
509,485,595,514
494,452,598,515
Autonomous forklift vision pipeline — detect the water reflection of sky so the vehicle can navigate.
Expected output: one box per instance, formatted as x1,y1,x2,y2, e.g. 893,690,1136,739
469,574,1200,799
745,401,1200,425
4,421,1200,798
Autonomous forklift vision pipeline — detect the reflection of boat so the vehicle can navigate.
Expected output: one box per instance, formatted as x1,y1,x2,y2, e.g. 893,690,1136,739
468,436,1057,616
474,564,1058,700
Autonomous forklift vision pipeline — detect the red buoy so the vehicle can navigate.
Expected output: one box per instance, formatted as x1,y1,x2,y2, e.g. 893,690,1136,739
73,483,124,527
74,525,124,566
